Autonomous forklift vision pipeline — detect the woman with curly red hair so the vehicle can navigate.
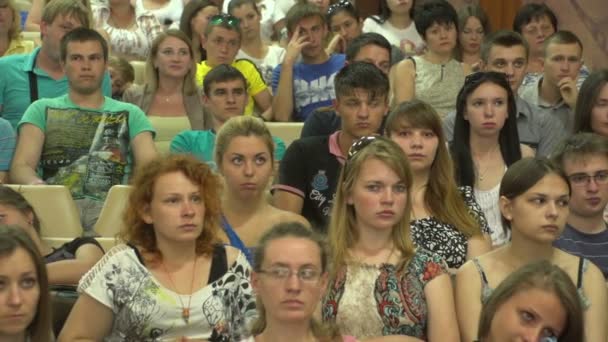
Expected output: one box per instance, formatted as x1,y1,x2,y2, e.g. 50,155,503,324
59,155,256,341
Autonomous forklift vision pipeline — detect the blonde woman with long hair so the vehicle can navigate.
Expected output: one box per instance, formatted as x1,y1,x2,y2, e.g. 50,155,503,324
322,136,459,342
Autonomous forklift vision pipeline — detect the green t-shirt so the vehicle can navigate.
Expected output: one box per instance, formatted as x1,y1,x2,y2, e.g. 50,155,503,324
170,129,285,170
196,59,268,116
18,95,155,200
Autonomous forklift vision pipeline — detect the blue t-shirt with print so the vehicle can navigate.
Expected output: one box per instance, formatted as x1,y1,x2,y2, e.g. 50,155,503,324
271,54,345,122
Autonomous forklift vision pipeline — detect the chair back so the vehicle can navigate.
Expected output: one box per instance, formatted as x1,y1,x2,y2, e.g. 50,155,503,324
148,116,192,154
266,122,304,148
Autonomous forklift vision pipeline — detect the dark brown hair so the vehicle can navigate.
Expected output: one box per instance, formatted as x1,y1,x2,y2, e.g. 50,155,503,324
0,186,41,234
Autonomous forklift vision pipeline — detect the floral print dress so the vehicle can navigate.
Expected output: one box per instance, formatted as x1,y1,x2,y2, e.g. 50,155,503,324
322,249,448,340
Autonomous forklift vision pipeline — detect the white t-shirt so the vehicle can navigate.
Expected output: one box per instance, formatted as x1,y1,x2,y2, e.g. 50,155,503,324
79,244,257,341
362,17,425,55
224,0,282,42
236,45,286,85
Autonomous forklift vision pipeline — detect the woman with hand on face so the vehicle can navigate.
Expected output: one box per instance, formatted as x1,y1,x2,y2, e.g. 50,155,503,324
123,30,209,130
215,116,306,263
386,100,491,271
322,136,459,342
476,259,584,342
0,225,52,342
242,222,356,342
573,69,608,136
325,0,362,55
391,0,470,117
455,158,608,342
179,0,220,62
451,71,534,247
59,155,256,341
455,4,490,71
228,0,286,85
0,186,104,286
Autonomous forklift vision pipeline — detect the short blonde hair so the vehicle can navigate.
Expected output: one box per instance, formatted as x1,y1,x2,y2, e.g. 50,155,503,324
214,116,274,167
41,0,91,29
145,29,198,96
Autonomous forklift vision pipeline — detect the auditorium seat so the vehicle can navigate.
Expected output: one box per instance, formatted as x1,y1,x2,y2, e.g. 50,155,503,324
266,122,304,147
5,184,82,246
93,185,131,250
129,60,146,85
21,31,41,47
148,116,192,155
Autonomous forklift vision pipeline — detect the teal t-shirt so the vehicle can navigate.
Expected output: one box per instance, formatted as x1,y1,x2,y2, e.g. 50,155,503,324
18,94,155,200
0,47,112,128
170,130,286,170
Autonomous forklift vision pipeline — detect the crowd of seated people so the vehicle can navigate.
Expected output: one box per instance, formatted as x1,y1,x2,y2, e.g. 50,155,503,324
1,0,608,340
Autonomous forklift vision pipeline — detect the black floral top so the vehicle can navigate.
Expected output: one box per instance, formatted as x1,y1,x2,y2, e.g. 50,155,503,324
411,186,490,269
322,248,448,340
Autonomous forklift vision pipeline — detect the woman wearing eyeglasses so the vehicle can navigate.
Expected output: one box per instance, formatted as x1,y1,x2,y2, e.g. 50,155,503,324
322,136,460,341
59,155,256,341
228,0,286,85
241,222,357,342
455,157,608,342
122,30,209,130
451,71,534,248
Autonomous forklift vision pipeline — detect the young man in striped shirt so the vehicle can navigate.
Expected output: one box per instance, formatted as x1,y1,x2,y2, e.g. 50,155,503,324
553,133,608,279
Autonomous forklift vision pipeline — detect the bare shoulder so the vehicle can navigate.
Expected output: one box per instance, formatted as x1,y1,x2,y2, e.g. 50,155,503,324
520,143,536,157
393,58,416,76
267,206,310,228
224,245,242,266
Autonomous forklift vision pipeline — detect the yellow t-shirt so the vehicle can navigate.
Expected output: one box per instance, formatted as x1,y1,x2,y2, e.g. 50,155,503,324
196,59,268,116
4,38,35,57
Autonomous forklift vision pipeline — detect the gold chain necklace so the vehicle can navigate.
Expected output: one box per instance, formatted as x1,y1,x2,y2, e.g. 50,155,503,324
162,257,198,324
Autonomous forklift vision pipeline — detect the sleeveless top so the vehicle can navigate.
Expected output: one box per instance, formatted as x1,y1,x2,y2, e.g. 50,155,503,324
222,216,254,264
474,181,510,247
472,257,590,309
411,56,465,117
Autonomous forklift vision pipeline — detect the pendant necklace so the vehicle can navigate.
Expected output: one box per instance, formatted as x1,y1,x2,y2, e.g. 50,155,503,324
162,257,198,324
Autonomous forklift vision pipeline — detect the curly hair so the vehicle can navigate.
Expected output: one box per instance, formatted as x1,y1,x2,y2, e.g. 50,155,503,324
120,155,222,264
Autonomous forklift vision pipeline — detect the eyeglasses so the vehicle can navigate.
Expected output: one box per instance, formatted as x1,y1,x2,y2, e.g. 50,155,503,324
327,0,354,16
209,14,240,28
464,71,509,86
258,266,321,283
567,170,608,186
347,135,380,160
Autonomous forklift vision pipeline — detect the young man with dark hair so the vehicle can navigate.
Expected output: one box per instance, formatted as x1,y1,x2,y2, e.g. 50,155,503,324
300,32,391,138
552,133,608,279
273,62,389,232
10,28,157,234
0,0,111,128
443,30,564,157
272,3,346,122
195,14,273,119
172,64,285,168
519,30,583,132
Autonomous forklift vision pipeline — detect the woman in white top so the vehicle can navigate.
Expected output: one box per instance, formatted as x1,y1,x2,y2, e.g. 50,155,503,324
241,222,357,342
228,0,285,84
362,0,423,55
450,71,534,247
135,0,185,28
223,0,283,42
92,0,163,61
59,155,256,341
